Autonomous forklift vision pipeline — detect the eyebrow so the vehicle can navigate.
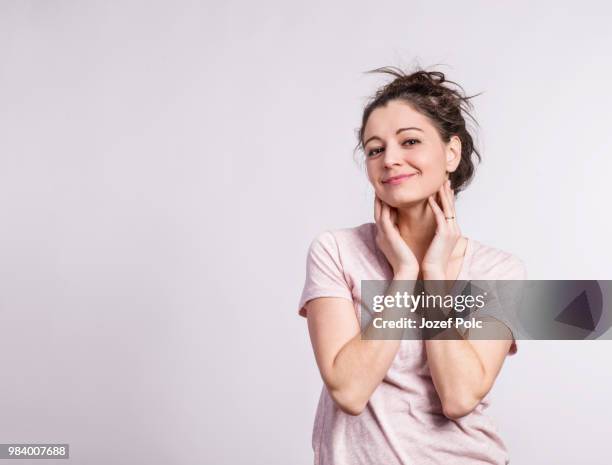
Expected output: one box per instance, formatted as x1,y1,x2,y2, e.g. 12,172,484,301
363,127,424,146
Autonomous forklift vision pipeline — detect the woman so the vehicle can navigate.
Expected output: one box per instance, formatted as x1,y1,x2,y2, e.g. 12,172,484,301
297,67,526,465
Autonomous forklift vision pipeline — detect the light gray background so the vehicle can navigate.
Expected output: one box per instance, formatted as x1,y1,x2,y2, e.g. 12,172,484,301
1,1,611,464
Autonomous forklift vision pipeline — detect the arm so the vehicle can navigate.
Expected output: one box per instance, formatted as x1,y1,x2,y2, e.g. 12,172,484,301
306,269,418,416
421,180,514,419
421,299,513,419
304,195,422,415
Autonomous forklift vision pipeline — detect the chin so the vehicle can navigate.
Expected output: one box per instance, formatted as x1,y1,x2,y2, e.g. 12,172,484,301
381,190,427,207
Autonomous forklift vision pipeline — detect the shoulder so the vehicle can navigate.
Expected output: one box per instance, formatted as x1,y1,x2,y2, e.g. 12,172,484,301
306,222,380,275
309,222,376,256
469,238,527,280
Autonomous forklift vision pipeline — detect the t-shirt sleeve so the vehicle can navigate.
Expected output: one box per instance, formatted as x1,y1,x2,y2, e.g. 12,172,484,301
490,255,527,356
297,231,353,318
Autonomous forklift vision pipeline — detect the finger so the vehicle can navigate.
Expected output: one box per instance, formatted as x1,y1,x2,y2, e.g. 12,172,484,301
390,207,398,226
447,179,456,210
380,201,395,235
437,182,454,219
374,196,381,225
428,195,446,230
443,181,460,232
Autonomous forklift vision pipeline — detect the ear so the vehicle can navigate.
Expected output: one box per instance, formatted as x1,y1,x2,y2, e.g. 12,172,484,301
445,135,462,173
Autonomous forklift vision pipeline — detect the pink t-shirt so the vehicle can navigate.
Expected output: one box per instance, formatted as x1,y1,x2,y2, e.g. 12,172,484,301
297,222,527,465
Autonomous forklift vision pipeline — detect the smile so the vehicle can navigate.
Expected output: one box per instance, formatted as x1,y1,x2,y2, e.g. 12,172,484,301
383,173,417,185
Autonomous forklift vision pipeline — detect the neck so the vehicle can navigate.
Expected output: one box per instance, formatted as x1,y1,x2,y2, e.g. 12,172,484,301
395,200,438,264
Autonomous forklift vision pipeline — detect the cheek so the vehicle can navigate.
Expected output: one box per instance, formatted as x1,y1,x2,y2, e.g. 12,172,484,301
417,158,447,190
419,151,447,175
365,163,377,183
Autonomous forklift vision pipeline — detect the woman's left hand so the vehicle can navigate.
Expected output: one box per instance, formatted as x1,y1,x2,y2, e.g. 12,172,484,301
421,179,462,278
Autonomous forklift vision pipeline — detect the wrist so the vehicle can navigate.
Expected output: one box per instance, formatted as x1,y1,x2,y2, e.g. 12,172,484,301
393,268,419,280
422,267,445,280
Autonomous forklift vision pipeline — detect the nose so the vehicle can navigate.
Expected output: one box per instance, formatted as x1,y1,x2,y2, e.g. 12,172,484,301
382,140,404,169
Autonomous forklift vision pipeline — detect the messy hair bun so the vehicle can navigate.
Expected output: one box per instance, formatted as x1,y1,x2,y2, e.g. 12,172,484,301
354,66,482,195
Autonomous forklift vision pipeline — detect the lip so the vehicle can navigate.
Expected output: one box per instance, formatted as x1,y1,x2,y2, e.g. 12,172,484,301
382,173,417,185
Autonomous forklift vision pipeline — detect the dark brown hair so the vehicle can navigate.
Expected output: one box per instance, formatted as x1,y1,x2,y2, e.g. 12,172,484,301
354,66,482,195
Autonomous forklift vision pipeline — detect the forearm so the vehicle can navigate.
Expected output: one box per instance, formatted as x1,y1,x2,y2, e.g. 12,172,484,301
425,338,485,415
329,270,418,414
421,273,486,417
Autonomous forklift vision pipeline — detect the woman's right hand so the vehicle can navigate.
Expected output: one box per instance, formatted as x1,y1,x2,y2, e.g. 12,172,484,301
374,196,420,278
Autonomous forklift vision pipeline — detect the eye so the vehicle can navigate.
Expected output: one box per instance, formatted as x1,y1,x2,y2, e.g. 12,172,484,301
366,147,384,158
366,139,420,158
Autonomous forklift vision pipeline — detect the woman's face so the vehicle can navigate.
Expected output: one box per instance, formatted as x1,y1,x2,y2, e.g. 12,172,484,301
363,100,461,208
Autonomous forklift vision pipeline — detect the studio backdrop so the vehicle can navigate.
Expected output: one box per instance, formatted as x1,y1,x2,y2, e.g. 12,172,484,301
0,1,611,464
